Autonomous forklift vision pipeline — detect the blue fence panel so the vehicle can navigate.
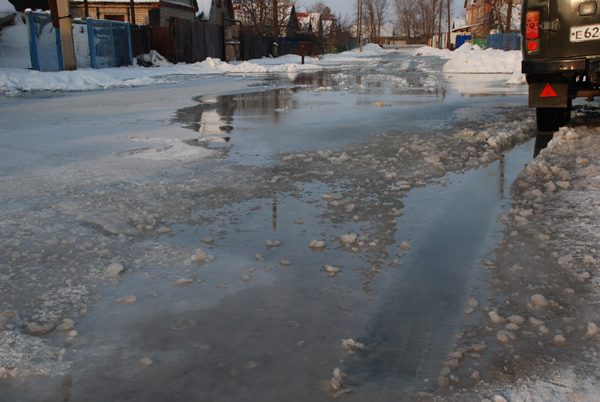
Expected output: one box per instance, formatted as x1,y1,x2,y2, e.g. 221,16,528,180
487,32,521,51
112,22,133,67
87,19,132,69
455,34,472,49
25,10,64,71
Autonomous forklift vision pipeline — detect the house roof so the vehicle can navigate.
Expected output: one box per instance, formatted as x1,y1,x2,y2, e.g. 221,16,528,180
71,0,159,3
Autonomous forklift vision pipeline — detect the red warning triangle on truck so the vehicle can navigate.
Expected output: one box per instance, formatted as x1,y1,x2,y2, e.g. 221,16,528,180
540,83,558,97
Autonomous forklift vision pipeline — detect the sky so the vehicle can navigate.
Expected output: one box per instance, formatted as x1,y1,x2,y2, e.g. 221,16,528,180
306,0,465,21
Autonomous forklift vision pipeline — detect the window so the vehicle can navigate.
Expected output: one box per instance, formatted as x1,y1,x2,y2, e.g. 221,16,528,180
105,15,125,21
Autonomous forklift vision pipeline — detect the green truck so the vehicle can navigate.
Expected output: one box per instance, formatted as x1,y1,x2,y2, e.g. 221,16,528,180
521,0,600,131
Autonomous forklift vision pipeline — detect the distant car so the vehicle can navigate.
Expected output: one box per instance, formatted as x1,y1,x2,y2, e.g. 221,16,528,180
521,0,600,131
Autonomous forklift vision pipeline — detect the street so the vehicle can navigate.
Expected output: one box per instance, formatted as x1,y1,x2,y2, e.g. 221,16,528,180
2,49,599,401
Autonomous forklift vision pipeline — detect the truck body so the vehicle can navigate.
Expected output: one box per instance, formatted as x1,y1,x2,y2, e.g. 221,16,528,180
522,0,600,130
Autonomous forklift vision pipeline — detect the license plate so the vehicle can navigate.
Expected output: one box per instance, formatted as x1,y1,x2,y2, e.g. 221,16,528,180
570,24,600,42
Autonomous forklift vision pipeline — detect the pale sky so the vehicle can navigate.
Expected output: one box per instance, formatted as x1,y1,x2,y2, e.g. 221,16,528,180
301,0,465,21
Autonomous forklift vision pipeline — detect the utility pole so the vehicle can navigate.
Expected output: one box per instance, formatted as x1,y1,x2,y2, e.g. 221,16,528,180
505,0,513,32
438,0,442,48
48,0,76,70
446,0,451,49
273,0,279,56
358,0,362,52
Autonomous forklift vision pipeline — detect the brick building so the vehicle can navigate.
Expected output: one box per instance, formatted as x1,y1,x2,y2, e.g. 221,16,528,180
69,0,198,27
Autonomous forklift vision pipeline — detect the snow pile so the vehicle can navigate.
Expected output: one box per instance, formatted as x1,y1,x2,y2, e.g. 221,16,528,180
0,0,16,18
443,43,522,74
201,57,322,74
413,46,453,59
0,16,31,69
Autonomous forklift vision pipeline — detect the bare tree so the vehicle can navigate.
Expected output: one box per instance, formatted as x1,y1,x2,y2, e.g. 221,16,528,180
234,0,297,36
394,0,446,42
484,0,520,33
362,0,388,42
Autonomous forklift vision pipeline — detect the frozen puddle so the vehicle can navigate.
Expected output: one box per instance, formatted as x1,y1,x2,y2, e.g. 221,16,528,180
1,141,536,401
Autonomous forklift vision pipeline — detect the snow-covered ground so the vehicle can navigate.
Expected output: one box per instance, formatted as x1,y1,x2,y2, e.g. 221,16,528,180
1,13,523,94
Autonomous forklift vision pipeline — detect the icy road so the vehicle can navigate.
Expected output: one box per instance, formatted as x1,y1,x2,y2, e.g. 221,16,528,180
3,49,597,401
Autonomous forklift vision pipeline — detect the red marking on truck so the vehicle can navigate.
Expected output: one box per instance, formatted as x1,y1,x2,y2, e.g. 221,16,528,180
540,83,558,97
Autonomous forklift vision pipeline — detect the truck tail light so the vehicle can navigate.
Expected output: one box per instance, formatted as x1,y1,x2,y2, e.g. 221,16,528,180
526,11,540,40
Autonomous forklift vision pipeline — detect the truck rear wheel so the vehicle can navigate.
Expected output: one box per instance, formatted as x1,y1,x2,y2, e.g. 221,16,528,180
536,104,571,132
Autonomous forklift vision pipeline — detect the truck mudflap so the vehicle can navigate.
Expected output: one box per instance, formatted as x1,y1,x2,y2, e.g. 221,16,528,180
528,82,570,107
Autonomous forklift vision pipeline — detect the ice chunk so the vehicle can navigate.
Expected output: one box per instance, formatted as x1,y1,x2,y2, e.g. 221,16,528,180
56,319,75,332
509,315,524,325
506,323,519,331
467,298,479,308
341,339,364,351
493,396,508,402
240,275,251,282
266,240,282,247
325,265,341,277
310,239,327,248
330,367,345,391
425,155,440,164
27,322,54,334
489,311,505,324
280,260,291,266
196,248,208,261
345,204,356,212
496,330,515,343
156,226,171,234
529,317,544,326
201,238,213,244
531,294,550,308
538,234,551,241
340,234,357,244
106,263,124,277
139,357,153,366
174,278,194,287
582,272,591,280
243,361,261,370
587,323,598,337
321,194,333,200
399,241,411,251
116,295,137,304
554,335,566,347
256,254,265,261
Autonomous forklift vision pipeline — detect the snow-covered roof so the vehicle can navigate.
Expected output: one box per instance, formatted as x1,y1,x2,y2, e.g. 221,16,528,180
196,0,212,19
451,18,467,31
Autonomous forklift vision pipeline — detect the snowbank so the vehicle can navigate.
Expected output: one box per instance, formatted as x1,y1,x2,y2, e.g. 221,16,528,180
443,43,522,73
0,16,31,69
0,43,396,93
0,0,16,18
415,43,526,83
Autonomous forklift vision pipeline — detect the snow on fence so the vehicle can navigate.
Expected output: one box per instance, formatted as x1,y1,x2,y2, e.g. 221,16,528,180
25,10,64,72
